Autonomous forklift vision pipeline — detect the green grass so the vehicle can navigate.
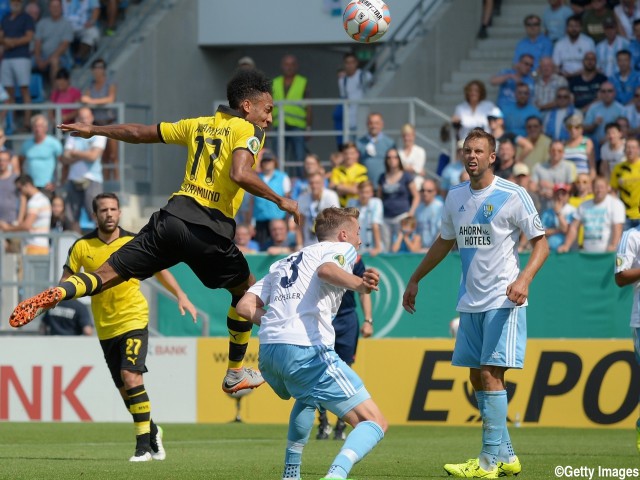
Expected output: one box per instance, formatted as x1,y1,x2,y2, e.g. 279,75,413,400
0,423,637,479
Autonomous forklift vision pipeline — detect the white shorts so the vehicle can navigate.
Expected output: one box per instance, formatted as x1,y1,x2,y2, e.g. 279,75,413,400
74,26,100,48
1,58,32,88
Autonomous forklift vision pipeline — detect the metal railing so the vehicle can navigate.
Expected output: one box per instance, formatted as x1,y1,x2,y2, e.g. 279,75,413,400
0,101,152,195
269,96,455,177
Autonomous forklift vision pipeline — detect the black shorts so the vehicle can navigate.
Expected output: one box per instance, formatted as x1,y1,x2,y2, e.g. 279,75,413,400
108,210,250,289
333,311,360,366
99,327,149,388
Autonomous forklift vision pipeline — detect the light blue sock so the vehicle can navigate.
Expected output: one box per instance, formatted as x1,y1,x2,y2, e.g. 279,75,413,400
283,401,315,479
326,420,384,479
475,390,485,416
479,390,506,471
498,423,516,463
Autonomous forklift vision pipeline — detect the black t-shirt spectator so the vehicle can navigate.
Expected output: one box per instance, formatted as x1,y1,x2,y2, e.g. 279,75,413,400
569,73,608,109
41,299,92,335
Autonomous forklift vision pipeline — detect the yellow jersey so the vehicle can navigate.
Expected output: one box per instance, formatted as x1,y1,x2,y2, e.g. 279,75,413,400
611,160,640,220
64,228,148,340
158,106,265,240
330,162,369,207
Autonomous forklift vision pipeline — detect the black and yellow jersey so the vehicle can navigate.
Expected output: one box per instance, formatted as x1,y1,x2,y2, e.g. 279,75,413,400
64,227,148,340
158,105,266,240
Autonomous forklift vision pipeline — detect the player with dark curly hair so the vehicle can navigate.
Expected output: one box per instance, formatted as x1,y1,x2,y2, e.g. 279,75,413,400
10,69,301,398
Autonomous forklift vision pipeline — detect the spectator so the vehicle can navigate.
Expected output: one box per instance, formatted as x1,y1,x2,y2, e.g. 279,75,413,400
251,149,291,247
337,52,372,141
477,0,494,39
600,122,626,178
236,56,255,70
568,51,608,111
543,0,574,42
101,0,125,36
611,137,640,229
0,127,19,174
329,141,368,207
398,123,426,188
357,112,395,185
610,50,640,106
391,216,421,253
517,116,552,170
50,68,82,124
626,85,640,134
346,180,384,255
553,15,596,77
513,162,543,213
564,112,596,178
19,114,63,196
559,176,625,252
513,15,553,70
502,83,541,138
49,194,76,232
440,139,465,197
271,54,311,171
569,172,595,208
0,174,51,254
583,0,617,43
62,0,100,65
377,147,419,248
414,178,443,252
290,153,324,201
1,0,35,131
82,58,118,180
452,80,496,139
629,19,640,70
613,0,640,39
495,136,517,180
543,87,576,141
534,56,569,114
491,54,535,111
617,115,631,138
541,183,577,251
60,107,106,231
0,150,19,229
596,18,630,77
530,140,578,210
584,81,626,145
233,224,259,254
296,170,340,248
486,106,506,143
24,0,39,22
40,299,93,336
33,0,73,86
261,218,295,255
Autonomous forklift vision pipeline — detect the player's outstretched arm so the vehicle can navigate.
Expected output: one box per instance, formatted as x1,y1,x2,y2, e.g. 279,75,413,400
57,122,160,144
402,235,456,314
236,292,266,326
154,270,198,323
506,234,549,306
230,149,301,224
317,264,379,294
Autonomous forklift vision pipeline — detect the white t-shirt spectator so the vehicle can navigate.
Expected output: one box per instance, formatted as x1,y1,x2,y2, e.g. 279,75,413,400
553,34,596,76
574,194,626,252
26,192,52,249
453,100,496,139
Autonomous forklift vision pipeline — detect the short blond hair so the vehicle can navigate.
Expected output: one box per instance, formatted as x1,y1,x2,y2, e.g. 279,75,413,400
315,207,359,241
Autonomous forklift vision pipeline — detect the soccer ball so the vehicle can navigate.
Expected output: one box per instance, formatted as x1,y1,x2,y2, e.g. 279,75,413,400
343,0,391,43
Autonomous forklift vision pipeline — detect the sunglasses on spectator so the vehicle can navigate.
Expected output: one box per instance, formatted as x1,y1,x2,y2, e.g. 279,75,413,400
557,94,570,99
422,189,435,193
521,61,534,67
525,22,540,27
600,89,614,93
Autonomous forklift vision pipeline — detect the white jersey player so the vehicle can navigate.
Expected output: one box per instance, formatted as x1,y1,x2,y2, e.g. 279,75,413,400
614,223,640,453
402,128,549,478
237,207,386,480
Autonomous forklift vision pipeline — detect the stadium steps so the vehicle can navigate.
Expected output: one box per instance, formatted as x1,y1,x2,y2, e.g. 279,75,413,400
418,0,545,171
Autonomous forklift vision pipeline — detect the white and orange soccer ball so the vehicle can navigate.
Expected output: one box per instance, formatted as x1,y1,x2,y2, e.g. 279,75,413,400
343,0,391,43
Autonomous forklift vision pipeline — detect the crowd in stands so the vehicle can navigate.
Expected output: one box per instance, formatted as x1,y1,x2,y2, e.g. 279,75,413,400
0,0,129,255
235,0,640,257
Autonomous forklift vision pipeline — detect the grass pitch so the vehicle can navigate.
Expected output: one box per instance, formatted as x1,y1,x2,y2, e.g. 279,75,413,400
0,423,636,479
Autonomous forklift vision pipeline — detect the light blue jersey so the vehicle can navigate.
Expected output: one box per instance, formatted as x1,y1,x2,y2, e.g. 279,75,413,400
440,177,544,312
